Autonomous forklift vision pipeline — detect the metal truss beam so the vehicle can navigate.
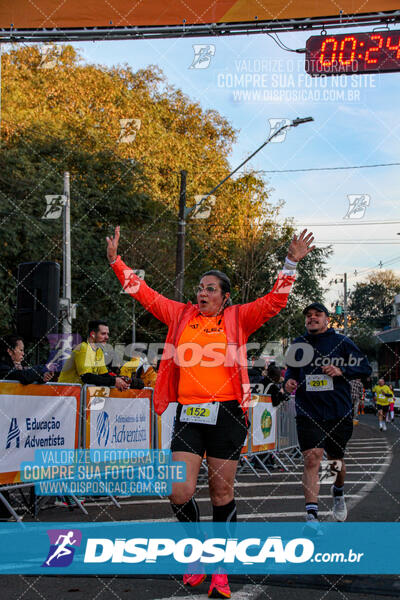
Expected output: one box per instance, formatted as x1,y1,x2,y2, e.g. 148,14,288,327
0,11,400,44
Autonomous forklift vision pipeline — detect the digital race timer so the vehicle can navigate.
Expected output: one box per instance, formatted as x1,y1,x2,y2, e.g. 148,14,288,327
306,30,400,76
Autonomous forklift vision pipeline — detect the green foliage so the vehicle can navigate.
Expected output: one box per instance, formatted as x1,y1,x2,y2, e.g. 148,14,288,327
349,271,400,329
348,270,400,358
0,44,329,354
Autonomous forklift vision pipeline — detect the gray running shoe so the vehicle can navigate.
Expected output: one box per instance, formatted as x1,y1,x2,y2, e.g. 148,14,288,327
331,486,347,521
303,513,323,537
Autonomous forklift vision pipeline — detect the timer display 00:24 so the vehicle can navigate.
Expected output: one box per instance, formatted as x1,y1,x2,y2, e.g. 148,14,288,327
305,31,400,76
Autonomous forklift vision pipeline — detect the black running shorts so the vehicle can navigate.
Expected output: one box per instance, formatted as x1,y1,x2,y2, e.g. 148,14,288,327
296,415,353,459
170,400,248,461
377,404,389,416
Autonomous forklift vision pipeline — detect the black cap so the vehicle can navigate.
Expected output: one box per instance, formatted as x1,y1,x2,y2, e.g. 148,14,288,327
303,302,329,316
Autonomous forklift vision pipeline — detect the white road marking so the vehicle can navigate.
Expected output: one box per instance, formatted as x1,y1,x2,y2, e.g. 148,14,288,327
269,462,389,466
84,494,362,507
128,511,334,522
76,431,392,527
345,451,391,454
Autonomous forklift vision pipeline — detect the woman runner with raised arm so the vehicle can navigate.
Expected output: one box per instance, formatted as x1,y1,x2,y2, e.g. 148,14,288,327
106,226,314,598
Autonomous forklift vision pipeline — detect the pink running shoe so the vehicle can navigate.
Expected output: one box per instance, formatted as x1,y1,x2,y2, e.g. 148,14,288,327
183,565,206,587
208,573,231,599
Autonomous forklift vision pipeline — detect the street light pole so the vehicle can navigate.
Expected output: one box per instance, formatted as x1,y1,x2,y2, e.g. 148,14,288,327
174,117,313,299
174,170,187,302
187,117,314,217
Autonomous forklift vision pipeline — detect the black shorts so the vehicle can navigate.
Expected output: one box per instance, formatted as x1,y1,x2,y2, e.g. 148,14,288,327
377,404,389,416
296,415,353,459
170,400,248,461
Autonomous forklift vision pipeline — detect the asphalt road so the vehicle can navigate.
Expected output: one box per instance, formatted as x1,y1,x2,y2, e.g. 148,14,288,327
1,413,399,599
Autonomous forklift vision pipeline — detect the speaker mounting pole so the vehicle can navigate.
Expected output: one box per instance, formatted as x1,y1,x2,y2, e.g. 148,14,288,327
62,172,72,335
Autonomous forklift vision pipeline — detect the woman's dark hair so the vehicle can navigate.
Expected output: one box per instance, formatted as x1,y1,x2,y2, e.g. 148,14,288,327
201,270,231,294
0,335,23,365
201,270,232,306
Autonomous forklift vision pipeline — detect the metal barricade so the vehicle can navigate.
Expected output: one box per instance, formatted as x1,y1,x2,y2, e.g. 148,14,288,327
0,381,155,520
237,395,301,477
0,380,83,519
274,396,301,467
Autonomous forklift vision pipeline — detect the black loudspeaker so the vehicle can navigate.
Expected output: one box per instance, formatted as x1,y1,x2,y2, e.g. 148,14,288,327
16,262,60,341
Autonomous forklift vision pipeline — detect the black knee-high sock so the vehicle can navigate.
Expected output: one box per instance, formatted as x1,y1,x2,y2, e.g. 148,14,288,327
170,496,200,522
212,499,237,554
171,497,203,542
212,499,237,523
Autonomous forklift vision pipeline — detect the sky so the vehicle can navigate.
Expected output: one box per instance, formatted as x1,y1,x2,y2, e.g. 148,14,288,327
59,27,400,305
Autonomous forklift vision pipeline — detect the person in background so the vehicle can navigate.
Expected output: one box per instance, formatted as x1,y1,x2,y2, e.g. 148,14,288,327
261,363,289,408
0,335,53,385
350,378,364,425
0,334,53,520
387,384,395,423
120,352,157,388
58,320,141,390
358,389,365,416
372,378,394,432
247,356,264,385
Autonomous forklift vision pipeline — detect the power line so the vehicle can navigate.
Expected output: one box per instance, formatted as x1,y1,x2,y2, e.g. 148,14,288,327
318,242,400,245
337,255,400,281
250,161,400,175
298,220,400,226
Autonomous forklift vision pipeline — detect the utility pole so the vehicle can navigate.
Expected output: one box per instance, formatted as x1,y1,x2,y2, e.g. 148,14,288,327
174,170,187,302
62,172,72,335
343,272,348,335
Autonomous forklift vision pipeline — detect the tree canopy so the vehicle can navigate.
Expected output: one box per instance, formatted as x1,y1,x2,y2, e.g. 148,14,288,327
0,44,329,359
348,270,400,357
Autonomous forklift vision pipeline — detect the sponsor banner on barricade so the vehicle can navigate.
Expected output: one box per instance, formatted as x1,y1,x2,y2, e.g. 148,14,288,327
0,521,397,575
157,402,177,450
0,381,81,485
241,424,249,455
251,396,276,452
84,386,152,450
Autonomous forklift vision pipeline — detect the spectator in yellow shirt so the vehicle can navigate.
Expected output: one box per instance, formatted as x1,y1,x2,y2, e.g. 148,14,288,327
120,353,157,388
58,320,129,391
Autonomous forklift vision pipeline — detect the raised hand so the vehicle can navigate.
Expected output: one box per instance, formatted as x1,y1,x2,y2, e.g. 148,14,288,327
287,229,315,262
106,226,120,263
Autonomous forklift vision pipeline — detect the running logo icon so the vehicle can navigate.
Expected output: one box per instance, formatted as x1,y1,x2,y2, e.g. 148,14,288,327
189,45,216,69
6,417,20,449
42,195,66,220
268,118,291,143
344,194,370,219
96,411,110,446
120,269,141,295
43,529,82,567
